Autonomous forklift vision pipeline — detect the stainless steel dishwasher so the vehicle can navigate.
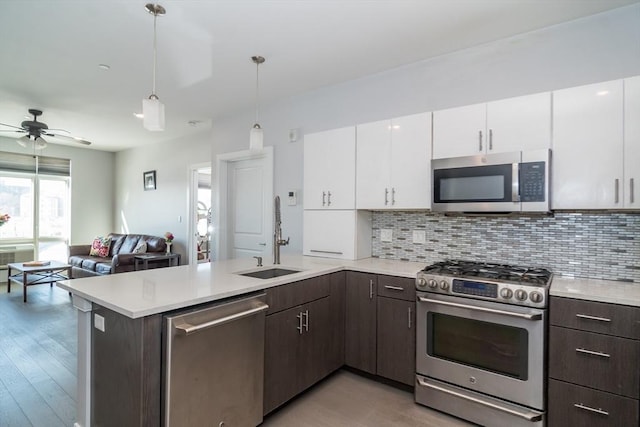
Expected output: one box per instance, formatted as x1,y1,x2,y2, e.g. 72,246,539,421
163,292,268,427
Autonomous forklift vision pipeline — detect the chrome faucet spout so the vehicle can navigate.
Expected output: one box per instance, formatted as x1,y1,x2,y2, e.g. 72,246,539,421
273,196,289,264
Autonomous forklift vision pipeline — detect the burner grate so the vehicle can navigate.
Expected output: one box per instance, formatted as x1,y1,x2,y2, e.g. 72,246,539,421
422,260,552,286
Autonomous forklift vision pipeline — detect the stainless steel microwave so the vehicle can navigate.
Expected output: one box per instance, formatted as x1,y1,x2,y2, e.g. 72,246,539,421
432,149,550,212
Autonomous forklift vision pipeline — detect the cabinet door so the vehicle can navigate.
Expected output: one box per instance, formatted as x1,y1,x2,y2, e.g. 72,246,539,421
377,297,415,386
345,272,377,374
432,103,486,159
303,126,356,209
298,297,334,392
624,75,640,208
552,80,624,209
302,210,371,260
389,112,432,209
356,119,392,209
486,92,551,153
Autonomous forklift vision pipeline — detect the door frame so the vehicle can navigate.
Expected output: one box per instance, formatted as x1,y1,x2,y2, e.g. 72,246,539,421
214,146,274,261
187,162,212,265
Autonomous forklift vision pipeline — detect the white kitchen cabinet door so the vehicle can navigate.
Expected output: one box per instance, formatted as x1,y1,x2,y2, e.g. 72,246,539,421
486,92,551,154
389,112,431,209
356,119,392,209
303,126,356,210
624,76,640,209
552,79,624,209
432,103,486,159
302,210,371,260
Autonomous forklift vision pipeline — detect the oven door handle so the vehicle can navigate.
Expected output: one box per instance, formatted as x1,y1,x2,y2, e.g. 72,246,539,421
417,377,543,422
417,296,543,320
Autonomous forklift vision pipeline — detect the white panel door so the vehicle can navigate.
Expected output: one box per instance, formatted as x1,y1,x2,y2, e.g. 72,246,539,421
624,76,640,209
552,79,624,209
228,158,269,258
303,126,356,209
356,119,391,209
486,92,552,154
432,103,486,159
390,112,432,209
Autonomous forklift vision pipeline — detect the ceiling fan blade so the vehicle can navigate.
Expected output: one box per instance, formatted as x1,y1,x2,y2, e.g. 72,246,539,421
44,132,92,146
0,121,26,130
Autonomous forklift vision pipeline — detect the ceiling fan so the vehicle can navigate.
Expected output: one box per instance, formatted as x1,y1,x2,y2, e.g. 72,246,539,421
0,108,92,149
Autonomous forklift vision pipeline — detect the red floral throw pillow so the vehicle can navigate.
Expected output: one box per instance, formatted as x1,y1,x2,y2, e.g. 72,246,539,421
89,236,112,258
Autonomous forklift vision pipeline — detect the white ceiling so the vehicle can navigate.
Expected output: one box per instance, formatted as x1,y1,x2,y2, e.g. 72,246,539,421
0,0,637,151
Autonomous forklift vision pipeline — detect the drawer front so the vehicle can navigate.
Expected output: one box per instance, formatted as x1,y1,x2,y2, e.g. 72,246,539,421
548,379,639,427
266,276,331,315
376,275,415,301
550,297,640,339
549,326,640,398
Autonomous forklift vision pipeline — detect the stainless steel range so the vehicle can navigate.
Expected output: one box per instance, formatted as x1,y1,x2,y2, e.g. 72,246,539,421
415,260,552,427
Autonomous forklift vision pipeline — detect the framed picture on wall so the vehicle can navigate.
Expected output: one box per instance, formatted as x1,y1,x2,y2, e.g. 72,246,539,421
144,170,156,191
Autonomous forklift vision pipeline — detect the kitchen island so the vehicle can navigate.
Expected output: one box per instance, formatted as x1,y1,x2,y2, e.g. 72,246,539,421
57,255,424,427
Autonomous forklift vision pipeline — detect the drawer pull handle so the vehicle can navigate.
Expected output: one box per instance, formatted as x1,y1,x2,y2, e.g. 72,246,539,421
309,249,343,255
576,348,610,358
574,403,609,416
576,314,611,322
384,285,405,292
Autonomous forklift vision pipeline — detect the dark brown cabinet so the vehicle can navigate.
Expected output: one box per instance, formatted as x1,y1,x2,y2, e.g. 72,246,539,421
345,271,378,374
377,297,415,385
548,296,640,426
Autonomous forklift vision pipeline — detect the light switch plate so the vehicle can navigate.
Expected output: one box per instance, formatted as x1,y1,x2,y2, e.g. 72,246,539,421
380,229,393,242
412,230,426,244
94,314,105,332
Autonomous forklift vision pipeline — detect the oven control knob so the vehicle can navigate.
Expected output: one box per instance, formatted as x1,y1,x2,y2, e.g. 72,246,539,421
428,279,438,289
417,277,427,288
530,291,543,303
439,280,449,291
515,289,528,301
500,288,513,299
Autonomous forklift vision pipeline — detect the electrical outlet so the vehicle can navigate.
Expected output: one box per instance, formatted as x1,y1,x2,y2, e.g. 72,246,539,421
380,229,393,242
412,230,426,244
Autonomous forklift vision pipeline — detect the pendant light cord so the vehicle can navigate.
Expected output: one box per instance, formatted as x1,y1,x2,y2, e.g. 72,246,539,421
151,11,158,98
254,60,260,125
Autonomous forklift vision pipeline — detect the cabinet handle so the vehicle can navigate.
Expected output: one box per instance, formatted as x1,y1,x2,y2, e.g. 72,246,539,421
384,188,389,205
574,403,609,417
327,191,332,206
489,129,493,150
384,285,405,292
408,306,412,329
369,279,374,300
631,178,635,204
576,348,610,358
309,249,343,255
322,191,326,206
615,179,620,204
576,313,611,323
391,187,396,205
296,312,303,335
478,130,483,151
302,310,309,332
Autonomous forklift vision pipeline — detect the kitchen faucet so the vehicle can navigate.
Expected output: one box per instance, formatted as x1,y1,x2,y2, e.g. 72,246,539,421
273,196,289,264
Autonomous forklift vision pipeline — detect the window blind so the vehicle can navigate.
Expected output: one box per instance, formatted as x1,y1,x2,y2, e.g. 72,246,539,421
0,151,70,176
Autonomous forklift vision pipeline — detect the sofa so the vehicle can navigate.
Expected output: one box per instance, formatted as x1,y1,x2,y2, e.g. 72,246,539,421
68,233,168,278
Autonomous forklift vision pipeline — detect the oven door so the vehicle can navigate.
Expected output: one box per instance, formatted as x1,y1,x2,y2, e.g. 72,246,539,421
416,292,545,410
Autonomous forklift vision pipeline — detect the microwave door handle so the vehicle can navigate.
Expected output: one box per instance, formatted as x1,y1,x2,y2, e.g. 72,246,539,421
512,163,520,202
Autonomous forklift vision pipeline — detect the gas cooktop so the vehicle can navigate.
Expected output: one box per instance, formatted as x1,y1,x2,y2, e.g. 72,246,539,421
420,260,552,286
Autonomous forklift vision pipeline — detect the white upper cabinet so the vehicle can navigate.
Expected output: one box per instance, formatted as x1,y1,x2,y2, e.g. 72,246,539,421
432,92,551,159
624,75,640,209
303,126,356,210
552,79,624,210
356,112,431,209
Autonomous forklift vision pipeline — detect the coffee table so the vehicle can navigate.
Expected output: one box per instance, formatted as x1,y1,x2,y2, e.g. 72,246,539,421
7,261,72,303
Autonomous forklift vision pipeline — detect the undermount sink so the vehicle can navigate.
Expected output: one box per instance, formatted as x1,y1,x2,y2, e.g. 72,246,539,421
238,268,302,279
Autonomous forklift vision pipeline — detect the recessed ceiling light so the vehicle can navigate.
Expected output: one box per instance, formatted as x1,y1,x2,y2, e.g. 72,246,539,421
133,112,144,119
98,64,111,71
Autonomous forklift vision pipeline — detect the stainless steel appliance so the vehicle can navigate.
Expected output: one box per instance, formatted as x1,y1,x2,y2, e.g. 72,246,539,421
415,260,552,427
163,293,268,427
432,149,550,212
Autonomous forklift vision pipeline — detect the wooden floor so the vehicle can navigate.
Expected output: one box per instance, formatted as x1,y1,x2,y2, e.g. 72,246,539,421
0,282,77,427
0,281,472,427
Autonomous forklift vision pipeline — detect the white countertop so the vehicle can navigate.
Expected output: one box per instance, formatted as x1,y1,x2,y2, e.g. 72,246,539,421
551,276,640,307
56,255,425,318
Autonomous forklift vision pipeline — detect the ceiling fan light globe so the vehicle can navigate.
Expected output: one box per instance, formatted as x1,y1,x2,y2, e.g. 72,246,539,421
34,136,47,149
142,97,165,131
17,135,30,147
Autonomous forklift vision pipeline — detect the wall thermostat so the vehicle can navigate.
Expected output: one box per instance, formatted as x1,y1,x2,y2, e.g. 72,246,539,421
288,191,297,206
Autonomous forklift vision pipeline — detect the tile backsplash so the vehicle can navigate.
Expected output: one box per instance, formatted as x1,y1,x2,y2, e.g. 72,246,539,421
372,211,640,283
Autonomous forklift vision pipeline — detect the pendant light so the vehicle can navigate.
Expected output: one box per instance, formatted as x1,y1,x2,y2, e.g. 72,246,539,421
142,3,166,131
250,55,265,150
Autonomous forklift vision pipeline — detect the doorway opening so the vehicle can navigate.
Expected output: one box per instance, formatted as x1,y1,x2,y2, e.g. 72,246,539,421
188,163,212,265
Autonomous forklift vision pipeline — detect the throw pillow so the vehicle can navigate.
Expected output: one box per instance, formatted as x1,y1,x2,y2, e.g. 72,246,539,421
89,236,112,258
133,241,147,254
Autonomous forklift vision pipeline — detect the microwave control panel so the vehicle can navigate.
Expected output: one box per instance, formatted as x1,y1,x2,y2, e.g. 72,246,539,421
519,161,546,202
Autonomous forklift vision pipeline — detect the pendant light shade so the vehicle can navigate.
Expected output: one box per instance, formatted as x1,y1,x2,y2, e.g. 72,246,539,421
250,55,265,150
143,4,166,131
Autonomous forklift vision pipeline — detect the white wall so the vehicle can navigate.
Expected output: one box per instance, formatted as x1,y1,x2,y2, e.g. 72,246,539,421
113,131,212,261
0,136,115,244
210,4,640,255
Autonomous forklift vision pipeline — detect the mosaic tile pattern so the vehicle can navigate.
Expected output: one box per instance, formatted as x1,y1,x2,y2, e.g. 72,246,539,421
372,211,640,283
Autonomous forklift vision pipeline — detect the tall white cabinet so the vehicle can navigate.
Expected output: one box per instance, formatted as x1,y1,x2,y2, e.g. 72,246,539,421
356,112,432,209
624,76,640,209
432,92,551,159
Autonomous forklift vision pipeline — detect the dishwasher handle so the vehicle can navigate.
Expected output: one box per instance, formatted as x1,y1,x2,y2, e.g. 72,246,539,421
175,302,269,335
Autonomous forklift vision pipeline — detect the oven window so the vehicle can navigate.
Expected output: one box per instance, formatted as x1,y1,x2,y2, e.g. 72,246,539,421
427,313,528,380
